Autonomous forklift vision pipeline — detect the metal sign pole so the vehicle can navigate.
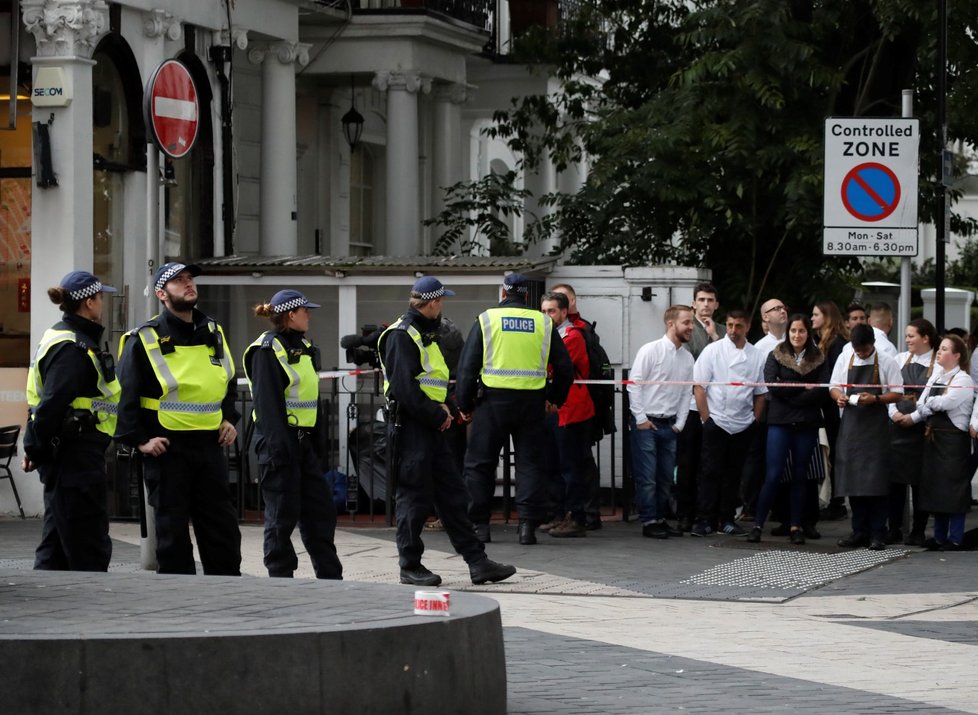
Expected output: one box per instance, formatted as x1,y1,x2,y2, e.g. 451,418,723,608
899,90,913,335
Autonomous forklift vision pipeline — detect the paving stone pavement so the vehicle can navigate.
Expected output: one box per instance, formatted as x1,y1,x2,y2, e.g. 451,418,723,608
2,515,977,714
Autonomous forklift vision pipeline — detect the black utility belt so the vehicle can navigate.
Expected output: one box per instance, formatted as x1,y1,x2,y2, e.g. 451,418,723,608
482,387,546,395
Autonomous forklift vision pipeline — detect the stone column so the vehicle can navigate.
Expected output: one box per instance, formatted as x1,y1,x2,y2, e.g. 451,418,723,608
373,70,430,256
22,0,108,340
523,149,557,257
249,41,309,256
430,83,466,252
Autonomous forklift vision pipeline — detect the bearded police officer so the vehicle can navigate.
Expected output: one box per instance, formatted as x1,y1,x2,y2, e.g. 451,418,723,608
116,262,242,575
25,271,120,571
457,272,574,545
379,276,516,587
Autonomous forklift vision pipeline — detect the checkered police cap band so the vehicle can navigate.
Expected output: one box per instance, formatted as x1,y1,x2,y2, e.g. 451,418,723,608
273,297,309,313
68,281,104,301
155,264,188,291
502,282,528,293
412,287,447,301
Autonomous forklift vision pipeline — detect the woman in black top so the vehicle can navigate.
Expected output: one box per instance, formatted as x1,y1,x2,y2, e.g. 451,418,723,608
749,314,827,544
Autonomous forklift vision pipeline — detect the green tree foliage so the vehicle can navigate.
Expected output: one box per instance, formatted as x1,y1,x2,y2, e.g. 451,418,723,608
457,0,978,316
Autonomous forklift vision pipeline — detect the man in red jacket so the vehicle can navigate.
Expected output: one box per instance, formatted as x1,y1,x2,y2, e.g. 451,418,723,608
541,291,595,537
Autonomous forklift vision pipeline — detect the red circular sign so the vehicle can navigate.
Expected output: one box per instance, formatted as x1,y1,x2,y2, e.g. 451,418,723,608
145,59,199,160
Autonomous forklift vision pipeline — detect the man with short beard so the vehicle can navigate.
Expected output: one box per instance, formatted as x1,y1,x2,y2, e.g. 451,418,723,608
115,262,242,576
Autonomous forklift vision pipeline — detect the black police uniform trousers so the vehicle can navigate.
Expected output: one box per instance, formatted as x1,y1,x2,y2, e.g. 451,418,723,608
260,431,342,579
464,388,549,525
34,468,112,572
142,432,242,575
395,417,486,570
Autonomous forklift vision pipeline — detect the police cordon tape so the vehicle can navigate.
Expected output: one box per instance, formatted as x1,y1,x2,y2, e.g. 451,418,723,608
235,370,973,391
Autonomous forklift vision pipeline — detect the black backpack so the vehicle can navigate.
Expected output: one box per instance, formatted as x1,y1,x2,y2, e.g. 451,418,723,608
572,321,616,443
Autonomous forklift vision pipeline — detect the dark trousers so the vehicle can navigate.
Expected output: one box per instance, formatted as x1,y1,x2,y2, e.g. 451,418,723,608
143,435,242,576
395,418,486,569
584,450,601,522
464,390,549,524
543,412,564,518
740,408,768,515
557,420,592,522
675,411,703,520
755,425,818,528
849,495,888,541
697,420,755,526
260,434,342,579
34,477,111,572
887,483,929,536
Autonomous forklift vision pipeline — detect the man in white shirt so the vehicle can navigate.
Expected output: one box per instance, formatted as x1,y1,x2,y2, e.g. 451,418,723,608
627,305,695,539
753,299,787,354
842,302,897,360
691,309,768,536
829,324,903,550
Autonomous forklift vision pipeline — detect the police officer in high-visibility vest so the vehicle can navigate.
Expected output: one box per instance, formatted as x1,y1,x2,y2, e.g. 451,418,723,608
115,262,241,575
379,276,516,587
243,290,343,579
457,272,574,545
24,271,119,571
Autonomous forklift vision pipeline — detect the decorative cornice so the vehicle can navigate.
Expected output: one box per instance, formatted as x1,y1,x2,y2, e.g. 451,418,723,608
22,0,109,58
435,82,469,105
372,71,432,95
232,27,249,51
142,9,182,42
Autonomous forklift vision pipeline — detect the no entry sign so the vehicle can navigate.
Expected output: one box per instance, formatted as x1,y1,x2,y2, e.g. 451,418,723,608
145,59,199,160
823,117,919,257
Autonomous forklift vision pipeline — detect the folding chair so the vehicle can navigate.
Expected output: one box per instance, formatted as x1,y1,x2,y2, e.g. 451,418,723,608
0,425,25,519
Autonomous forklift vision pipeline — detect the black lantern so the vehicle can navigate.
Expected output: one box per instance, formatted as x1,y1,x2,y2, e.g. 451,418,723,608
342,76,364,151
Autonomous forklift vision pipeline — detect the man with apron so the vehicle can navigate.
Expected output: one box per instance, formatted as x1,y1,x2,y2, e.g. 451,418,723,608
829,324,903,550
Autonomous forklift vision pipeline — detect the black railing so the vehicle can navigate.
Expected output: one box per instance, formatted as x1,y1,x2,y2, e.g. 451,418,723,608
352,0,493,32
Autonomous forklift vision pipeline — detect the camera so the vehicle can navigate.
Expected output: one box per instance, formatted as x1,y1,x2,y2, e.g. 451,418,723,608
340,324,384,368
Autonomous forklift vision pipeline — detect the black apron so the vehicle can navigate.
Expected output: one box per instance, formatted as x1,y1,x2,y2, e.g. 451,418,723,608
919,380,973,514
888,354,933,486
835,356,890,497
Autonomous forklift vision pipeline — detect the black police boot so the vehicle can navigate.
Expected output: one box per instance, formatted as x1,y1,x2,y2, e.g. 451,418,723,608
469,558,517,585
400,565,442,587
518,520,537,545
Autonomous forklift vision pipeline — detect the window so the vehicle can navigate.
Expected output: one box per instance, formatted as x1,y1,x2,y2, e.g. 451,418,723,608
349,144,375,256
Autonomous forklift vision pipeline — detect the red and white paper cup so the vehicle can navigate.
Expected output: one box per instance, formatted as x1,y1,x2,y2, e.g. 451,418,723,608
414,590,451,617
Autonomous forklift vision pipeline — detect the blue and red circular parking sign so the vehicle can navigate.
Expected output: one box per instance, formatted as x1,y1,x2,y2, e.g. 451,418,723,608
840,162,901,222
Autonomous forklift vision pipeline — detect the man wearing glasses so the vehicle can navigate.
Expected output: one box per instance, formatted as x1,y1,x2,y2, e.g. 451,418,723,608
754,300,787,354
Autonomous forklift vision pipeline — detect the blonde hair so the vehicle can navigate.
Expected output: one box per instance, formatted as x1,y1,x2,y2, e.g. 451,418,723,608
254,302,288,330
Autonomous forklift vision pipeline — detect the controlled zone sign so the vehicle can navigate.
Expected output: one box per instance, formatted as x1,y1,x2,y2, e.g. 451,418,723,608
823,117,919,257
145,59,199,160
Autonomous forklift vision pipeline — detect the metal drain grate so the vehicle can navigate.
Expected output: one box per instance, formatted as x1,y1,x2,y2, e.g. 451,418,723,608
682,548,909,590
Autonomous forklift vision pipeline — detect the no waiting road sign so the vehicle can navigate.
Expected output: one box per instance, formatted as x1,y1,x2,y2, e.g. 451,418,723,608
145,59,199,160
823,117,919,257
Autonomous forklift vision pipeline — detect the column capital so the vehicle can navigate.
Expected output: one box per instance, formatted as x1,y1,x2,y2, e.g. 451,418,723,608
22,0,109,58
434,82,469,105
247,41,310,67
212,26,249,51
372,70,432,95
142,9,183,42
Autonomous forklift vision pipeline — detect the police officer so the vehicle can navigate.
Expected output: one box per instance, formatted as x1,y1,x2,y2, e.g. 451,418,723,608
24,271,119,571
457,272,574,545
379,276,516,587
115,262,241,575
243,290,343,579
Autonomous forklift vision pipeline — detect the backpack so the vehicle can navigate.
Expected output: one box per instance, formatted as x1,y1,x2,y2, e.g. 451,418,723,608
572,320,616,443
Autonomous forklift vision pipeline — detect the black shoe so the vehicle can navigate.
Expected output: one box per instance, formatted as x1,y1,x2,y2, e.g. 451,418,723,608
790,529,806,545
677,516,694,533
868,538,886,551
837,532,869,548
942,541,965,552
664,523,684,538
924,537,945,551
473,523,491,543
400,565,442,587
720,521,748,536
518,520,537,545
904,532,927,547
746,526,762,543
885,528,903,545
469,559,517,585
642,522,669,539
690,520,715,537
803,526,821,540
584,518,603,531
770,523,790,537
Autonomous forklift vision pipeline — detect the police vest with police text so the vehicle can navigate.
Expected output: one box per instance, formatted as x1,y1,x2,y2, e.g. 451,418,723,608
478,307,552,390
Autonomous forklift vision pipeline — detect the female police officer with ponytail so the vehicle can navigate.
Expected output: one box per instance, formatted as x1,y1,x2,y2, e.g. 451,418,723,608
244,290,343,579
24,271,120,571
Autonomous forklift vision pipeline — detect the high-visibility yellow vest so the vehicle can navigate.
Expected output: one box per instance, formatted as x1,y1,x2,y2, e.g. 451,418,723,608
243,332,320,428
379,317,450,403
478,307,552,390
124,320,234,431
26,327,121,436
